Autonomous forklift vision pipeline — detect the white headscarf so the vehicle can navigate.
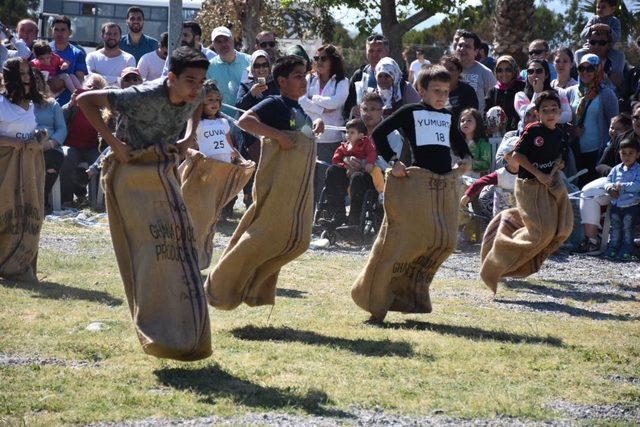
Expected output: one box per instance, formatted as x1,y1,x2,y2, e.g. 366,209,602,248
374,57,402,109
247,49,270,79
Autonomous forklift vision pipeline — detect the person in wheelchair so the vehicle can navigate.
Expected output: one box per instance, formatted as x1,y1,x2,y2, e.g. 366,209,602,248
319,118,384,229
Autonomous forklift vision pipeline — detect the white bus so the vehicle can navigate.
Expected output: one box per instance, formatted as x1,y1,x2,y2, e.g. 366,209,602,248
37,0,203,47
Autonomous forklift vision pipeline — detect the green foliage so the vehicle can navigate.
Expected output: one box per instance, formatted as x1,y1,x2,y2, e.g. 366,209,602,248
0,0,38,27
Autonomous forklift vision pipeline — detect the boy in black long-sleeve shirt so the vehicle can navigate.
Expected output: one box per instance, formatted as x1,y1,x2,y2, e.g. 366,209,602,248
372,65,471,176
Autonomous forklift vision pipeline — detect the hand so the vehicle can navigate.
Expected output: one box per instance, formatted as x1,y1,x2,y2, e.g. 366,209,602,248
176,134,197,155
391,161,407,178
312,118,324,136
275,132,295,150
43,139,58,151
536,171,553,187
249,83,267,97
595,164,612,176
111,140,132,163
555,159,565,171
459,194,471,209
60,62,70,71
346,156,362,171
532,77,544,93
606,187,620,198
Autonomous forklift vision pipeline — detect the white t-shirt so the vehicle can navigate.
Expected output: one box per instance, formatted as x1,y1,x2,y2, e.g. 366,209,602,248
460,60,496,112
0,96,36,141
410,59,430,78
86,49,136,84
196,117,232,162
138,50,165,81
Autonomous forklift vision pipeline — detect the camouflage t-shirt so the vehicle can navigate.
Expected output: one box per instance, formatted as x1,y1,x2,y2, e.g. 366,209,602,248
106,78,203,149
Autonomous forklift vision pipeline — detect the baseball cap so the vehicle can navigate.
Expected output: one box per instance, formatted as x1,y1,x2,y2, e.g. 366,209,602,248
120,67,141,79
579,53,600,67
211,26,232,42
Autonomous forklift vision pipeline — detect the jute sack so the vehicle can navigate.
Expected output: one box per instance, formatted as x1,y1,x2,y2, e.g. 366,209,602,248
351,167,461,321
205,131,315,310
0,144,44,283
480,175,573,293
179,151,255,270
101,145,211,361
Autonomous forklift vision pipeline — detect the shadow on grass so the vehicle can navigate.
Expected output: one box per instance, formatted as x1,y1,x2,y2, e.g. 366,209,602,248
155,363,353,418
230,325,416,358
0,279,123,306
276,288,308,299
504,279,637,303
381,320,564,347
544,279,640,294
494,299,637,321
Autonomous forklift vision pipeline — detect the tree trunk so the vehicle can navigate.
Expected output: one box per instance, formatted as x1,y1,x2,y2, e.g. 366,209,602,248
493,0,535,67
380,0,435,67
237,0,262,51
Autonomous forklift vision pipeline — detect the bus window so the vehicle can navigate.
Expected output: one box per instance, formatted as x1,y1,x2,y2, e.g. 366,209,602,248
63,1,80,15
151,7,168,21
95,4,115,16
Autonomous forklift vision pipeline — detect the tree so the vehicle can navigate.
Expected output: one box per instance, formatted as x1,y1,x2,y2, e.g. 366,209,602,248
197,0,264,49
493,0,535,65
0,0,38,27
308,0,466,65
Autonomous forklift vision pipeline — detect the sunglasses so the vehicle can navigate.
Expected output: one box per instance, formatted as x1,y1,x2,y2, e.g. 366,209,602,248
495,67,513,73
367,34,387,42
526,68,545,75
313,55,328,62
528,49,546,56
577,65,595,73
259,41,276,48
589,39,608,46
253,62,270,69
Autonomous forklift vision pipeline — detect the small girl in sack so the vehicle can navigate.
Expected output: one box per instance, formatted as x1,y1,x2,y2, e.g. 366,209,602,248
195,80,240,163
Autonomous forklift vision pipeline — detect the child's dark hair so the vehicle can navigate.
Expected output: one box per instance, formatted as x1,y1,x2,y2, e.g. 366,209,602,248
612,112,633,130
361,92,383,107
201,80,221,118
2,57,44,105
32,40,52,57
168,47,209,76
272,55,305,83
346,118,367,135
459,108,486,140
598,0,617,7
619,136,640,152
534,89,561,110
416,64,450,92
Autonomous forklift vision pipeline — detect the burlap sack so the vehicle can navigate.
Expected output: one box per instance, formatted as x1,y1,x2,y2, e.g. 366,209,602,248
101,145,211,361
205,131,315,310
179,152,255,270
351,167,461,321
480,175,573,293
0,144,44,283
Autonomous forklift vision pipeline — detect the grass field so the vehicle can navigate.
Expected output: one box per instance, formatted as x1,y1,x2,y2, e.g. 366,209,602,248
0,219,639,425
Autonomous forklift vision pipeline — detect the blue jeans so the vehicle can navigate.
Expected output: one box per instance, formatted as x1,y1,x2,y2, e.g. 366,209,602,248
609,204,640,253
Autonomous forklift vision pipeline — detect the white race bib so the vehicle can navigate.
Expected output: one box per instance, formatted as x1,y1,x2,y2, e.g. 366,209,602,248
413,110,450,148
197,119,232,161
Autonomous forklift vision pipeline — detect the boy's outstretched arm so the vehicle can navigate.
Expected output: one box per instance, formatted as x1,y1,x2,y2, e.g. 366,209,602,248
77,90,131,163
237,111,295,150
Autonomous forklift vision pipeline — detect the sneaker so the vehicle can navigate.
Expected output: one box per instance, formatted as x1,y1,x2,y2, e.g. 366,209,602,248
605,246,618,260
620,251,635,262
575,236,602,255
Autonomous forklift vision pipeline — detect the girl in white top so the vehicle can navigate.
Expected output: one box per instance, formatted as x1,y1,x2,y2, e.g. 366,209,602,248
196,81,238,163
0,58,40,147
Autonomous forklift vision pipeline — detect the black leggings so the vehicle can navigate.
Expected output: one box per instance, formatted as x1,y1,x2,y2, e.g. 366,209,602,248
44,149,64,206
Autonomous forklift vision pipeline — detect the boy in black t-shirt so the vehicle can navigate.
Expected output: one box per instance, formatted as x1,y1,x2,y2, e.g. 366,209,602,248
480,90,573,292
238,55,323,146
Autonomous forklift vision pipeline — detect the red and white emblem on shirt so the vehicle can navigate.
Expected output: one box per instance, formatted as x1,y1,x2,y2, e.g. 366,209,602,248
534,136,544,147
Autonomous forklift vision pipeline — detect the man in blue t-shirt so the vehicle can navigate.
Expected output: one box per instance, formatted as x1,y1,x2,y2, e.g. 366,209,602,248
120,6,158,63
49,15,87,106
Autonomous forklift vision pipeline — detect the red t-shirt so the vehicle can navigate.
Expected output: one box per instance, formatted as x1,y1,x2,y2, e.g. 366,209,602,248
332,136,378,168
66,109,98,149
31,53,66,78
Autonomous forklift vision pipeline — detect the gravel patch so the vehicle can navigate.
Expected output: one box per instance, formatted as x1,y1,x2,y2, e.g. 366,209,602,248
89,401,640,426
0,353,97,368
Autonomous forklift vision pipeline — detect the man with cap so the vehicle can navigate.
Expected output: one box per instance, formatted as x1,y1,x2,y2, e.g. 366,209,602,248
575,23,626,91
566,52,619,186
206,26,251,116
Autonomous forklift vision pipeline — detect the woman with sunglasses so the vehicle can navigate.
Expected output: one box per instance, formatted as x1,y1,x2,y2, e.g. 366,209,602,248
298,44,349,202
514,59,572,124
551,47,577,90
236,50,279,206
566,54,619,186
485,55,524,132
